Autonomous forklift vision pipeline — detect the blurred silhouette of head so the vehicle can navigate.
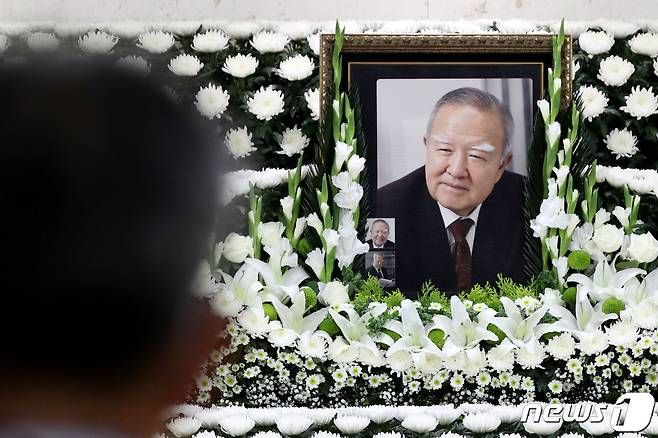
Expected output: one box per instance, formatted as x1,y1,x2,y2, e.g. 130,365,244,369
0,54,224,436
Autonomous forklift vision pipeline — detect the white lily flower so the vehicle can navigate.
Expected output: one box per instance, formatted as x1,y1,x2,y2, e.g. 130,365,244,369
329,304,387,365
245,240,308,302
237,298,277,336
432,296,498,356
548,287,618,340
211,265,263,316
490,297,564,349
567,259,645,304
268,287,328,347
383,300,444,373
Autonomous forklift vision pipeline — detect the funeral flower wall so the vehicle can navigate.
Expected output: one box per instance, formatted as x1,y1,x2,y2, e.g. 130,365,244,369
6,19,658,417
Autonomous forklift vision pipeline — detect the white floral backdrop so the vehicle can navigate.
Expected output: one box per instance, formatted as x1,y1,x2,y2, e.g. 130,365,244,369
4,19,658,438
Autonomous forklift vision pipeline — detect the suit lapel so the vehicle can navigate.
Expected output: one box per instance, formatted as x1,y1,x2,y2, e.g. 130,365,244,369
414,178,457,291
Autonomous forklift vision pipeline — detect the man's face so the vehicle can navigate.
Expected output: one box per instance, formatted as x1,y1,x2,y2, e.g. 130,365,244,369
373,254,384,268
424,104,511,217
371,221,390,246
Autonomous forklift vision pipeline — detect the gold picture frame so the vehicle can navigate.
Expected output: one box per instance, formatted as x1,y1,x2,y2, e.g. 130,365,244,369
319,33,573,119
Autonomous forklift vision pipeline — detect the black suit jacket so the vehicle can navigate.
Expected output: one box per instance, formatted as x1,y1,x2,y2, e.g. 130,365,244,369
366,265,389,280
366,239,395,249
376,166,525,297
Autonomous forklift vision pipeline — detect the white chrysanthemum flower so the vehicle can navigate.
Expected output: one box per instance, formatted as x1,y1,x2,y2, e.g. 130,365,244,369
0,35,10,54
150,21,196,36
251,431,282,437
220,22,262,39
629,303,658,329
116,55,150,77
596,19,639,38
578,85,608,121
225,126,255,159
305,88,320,121
78,30,118,54
51,22,92,38
222,53,258,78
26,32,59,51
218,415,255,437
276,416,314,435
277,126,309,156
104,21,146,39
604,128,638,159
277,21,317,40
168,54,203,76
629,32,658,57
402,414,438,433
137,30,176,53
276,54,315,81
248,85,285,121
597,55,635,86
166,417,202,437
462,414,501,433
310,432,341,438
334,415,370,434
621,86,658,119
372,433,404,438
307,32,321,56
578,30,615,55
192,29,229,52
250,31,290,53
606,320,639,346
195,84,230,119
547,333,576,359
578,330,609,355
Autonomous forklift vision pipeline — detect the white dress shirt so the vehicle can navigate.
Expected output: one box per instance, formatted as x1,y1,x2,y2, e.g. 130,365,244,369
437,202,482,252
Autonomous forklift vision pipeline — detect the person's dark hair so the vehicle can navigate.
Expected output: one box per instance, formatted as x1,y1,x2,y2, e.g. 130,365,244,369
0,56,220,381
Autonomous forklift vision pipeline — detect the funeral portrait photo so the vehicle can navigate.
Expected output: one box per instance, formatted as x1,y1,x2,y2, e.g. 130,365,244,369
373,78,535,296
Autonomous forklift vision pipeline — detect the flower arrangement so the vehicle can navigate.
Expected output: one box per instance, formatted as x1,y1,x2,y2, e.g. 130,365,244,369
5,18,658,434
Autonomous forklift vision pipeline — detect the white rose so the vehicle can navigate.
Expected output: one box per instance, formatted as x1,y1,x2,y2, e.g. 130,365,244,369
257,221,285,247
222,233,254,263
627,232,658,263
318,281,350,306
592,223,624,253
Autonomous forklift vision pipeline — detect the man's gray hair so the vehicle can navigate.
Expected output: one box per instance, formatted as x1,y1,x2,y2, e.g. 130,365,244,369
425,87,515,159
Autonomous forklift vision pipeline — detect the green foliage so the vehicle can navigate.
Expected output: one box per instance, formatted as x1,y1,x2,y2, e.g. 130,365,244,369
568,250,591,270
366,312,396,337
318,315,340,336
428,329,446,349
263,303,278,321
417,281,450,312
383,289,405,309
352,275,385,314
460,276,537,312
532,269,560,294
302,286,317,310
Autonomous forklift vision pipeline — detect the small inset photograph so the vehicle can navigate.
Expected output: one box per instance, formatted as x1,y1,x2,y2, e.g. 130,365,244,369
366,217,395,250
365,250,395,289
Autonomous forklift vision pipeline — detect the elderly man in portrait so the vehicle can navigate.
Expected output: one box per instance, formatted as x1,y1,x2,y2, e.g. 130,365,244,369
366,218,395,249
377,87,525,297
366,252,395,288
